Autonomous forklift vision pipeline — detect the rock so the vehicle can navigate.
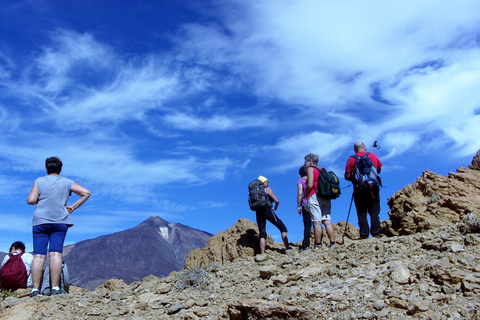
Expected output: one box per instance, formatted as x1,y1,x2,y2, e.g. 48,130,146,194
388,262,411,284
408,297,431,314
184,218,260,268
385,151,480,236
258,265,277,279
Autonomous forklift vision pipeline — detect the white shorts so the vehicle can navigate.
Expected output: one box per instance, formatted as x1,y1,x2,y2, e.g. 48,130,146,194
307,194,331,222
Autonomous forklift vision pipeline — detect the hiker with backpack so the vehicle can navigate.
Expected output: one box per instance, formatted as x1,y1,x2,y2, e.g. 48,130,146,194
304,153,336,248
344,141,383,239
297,166,311,251
248,176,290,254
0,241,33,290
26,157,91,297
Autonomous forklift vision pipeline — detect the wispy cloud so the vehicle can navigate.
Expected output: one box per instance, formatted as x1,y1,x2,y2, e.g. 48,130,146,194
163,113,270,131
1,1,480,248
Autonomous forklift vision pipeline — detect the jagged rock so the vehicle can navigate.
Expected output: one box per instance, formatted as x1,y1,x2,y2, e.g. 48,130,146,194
385,151,480,236
184,218,359,270
184,218,260,268
468,150,480,171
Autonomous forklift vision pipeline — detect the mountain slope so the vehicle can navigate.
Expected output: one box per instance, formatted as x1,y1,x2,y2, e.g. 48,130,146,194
62,216,212,290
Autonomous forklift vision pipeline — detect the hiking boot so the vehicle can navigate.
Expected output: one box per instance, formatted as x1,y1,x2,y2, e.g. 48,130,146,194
314,243,322,249
330,242,336,248
298,247,310,252
30,290,39,297
50,289,61,295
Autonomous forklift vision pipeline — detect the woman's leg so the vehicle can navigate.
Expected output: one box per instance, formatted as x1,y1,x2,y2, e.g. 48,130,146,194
263,207,289,250
256,210,267,254
31,255,46,289
48,224,68,289
32,225,49,290
302,207,311,248
49,252,62,288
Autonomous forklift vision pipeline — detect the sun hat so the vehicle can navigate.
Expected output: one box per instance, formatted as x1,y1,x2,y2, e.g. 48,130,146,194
258,176,268,183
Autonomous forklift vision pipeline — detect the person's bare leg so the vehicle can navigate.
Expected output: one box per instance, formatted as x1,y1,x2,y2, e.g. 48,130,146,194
324,220,336,243
281,232,289,250
49,252,62,288
31,255,46,289
313,221,323,244
259,237,266,254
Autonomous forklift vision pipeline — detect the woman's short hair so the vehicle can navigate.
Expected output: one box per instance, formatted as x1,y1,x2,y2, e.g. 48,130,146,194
9,241,26,253
45,156,63,174
298,166,307,177
304,153,319,165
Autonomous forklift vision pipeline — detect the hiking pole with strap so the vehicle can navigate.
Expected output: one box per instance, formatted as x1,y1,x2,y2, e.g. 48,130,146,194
370,140,379,153
342,192,354,243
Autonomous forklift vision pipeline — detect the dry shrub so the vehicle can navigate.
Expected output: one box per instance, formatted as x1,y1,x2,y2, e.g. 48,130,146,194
459,213,480,234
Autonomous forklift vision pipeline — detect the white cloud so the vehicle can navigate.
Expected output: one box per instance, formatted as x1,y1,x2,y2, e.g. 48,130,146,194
271,131,351,171
163,113,271,131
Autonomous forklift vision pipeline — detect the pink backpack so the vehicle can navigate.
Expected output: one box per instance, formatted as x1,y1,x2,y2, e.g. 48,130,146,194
0,253,28,290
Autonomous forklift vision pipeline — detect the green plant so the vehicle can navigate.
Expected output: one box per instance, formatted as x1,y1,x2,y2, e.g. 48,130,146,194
0,289,22,298
427,194,441,205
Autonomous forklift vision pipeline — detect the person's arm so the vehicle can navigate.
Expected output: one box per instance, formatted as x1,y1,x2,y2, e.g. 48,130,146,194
26,184,39,205
266,187,279,210
297,183,304,214
66,183,91,214
1,255,8,266
305,167,314,195
344,156,354,181
344,171,352,181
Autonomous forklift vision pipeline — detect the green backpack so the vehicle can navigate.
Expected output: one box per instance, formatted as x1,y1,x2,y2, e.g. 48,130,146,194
315,167,341,200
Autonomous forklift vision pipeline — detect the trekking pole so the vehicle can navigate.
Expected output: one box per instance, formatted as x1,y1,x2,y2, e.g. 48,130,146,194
370,140,379,153
342,193,354,243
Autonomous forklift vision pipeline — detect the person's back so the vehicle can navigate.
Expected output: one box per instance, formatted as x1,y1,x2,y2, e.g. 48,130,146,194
33,175,74,226
344,142,383,238
0,242,33,290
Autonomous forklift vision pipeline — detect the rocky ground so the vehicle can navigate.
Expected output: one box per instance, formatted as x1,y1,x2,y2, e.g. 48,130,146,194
2,151,480,319
1,219,479,319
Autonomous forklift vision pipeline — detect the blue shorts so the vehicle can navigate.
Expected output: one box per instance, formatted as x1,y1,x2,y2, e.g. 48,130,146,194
32,224,68,255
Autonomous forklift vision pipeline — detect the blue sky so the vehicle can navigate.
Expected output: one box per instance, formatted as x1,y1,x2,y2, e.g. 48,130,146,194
1,0,480,253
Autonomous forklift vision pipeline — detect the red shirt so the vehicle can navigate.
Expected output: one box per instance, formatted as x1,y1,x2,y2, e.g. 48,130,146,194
345,152,382,173
306,167,321,199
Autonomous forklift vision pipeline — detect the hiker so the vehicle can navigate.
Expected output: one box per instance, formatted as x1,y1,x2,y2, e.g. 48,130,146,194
297,166,311,251
344,141,383,239
304,153,336,248
0,241,33,290
26,156,91,297
254,176,289,254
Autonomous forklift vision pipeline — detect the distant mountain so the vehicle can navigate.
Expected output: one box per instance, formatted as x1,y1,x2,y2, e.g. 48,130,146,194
0,251,5,263
62,216,212,290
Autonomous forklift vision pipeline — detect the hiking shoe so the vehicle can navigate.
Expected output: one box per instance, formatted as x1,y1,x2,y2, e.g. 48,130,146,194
330,242,336,248
299,247,310,252
314,243,322,249
30,290,39,297
50,289,61,295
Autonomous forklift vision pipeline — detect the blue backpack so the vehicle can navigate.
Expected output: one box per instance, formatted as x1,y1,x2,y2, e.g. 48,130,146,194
352,153,382,190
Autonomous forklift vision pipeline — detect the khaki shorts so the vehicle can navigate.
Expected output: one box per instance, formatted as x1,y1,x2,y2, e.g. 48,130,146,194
307,194,331,222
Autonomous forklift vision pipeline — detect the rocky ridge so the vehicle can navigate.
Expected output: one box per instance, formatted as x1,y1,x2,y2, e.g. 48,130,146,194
383,150,480,236
1,151,480,319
